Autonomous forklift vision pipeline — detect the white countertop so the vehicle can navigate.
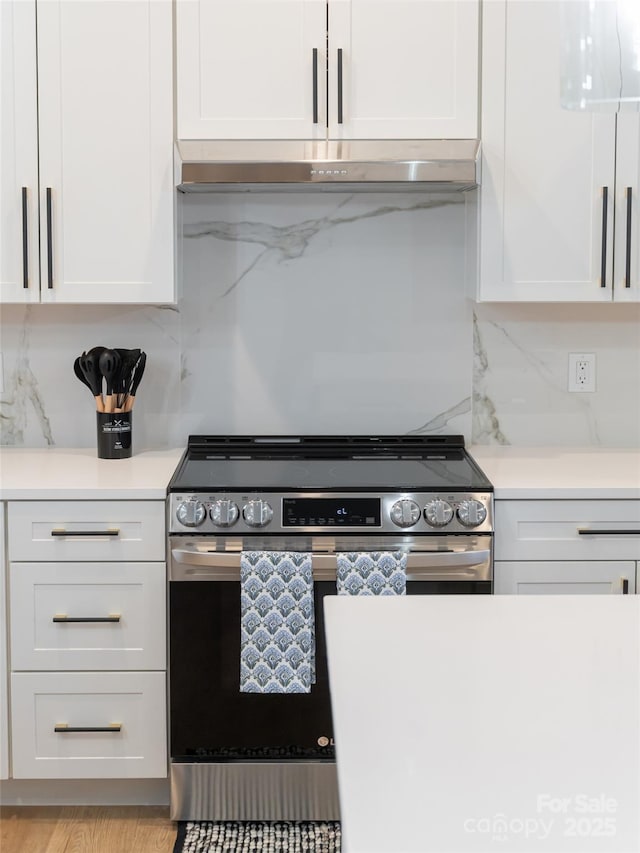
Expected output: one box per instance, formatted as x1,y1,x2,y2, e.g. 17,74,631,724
0,445,638,501
470,445,640,499
325,595,640,852
0,447,184,500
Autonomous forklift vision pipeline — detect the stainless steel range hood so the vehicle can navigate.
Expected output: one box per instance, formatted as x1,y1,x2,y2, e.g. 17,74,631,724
176,139,480,192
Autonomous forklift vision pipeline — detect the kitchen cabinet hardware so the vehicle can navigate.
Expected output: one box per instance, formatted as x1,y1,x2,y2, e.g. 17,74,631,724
21,188,29,288
52,614,121,623
54,723,122,733
577,529,640,536
337,48,343,124
622,578,630,594
50,528,120,537
600,186,608,288
626,187,633,287
46,187,53,288
312,48,319,124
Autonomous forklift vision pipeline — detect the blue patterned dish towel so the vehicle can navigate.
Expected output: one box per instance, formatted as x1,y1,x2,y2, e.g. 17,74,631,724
240,551,315,693
336,551,407,596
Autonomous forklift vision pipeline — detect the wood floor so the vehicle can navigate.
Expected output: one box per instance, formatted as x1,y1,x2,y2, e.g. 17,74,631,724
0,806,176,853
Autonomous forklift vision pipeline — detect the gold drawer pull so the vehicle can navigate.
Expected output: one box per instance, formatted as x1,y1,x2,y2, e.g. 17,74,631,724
51,528,120,537
54,723,122,733
577,528,639,536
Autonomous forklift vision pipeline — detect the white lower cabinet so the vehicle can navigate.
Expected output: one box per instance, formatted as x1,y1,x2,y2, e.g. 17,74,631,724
494,561,635,595
494,499,640,595
10,562,165,671
7,500,168,781
0,504,8,779
10,671,166,779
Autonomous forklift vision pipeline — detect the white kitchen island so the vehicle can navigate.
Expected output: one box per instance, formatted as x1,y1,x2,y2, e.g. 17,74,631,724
325,595,640,853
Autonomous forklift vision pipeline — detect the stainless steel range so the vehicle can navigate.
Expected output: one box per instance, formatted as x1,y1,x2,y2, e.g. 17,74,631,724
167,435,493,821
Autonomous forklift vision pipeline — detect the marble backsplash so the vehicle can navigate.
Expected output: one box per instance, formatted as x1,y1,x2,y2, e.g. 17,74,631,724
0,192,638,450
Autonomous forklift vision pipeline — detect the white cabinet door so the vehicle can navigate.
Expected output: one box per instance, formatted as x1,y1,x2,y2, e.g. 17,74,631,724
0,0,39,304
614,113,640,302
8,500,166,563
494,499,640,562
494,561,636,595
11,671,167,779
0,505,8,779
10,562,166,672
329,0,478,139
177,0,327,140
478,0,617,302
36,0,174,304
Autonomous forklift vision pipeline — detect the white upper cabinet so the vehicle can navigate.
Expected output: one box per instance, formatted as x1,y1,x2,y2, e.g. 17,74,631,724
176,0,479,141
0,0,39,303
328,0,478,139
476,0,639,303
177,0,327,140
1,0,175,304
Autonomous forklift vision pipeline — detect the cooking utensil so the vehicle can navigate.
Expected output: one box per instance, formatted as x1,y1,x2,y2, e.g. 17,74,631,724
114,348,141,411
98,348,121,413
78,352,104,411
73,356,104,412
123,351,146,412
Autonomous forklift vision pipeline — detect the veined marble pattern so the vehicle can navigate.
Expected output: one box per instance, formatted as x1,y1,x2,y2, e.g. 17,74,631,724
473,303,640,447
179,192,473,439
1,192,639,450
0,303,181,449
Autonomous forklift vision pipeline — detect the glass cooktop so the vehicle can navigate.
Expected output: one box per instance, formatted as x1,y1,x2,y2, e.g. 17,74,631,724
168,435,493,493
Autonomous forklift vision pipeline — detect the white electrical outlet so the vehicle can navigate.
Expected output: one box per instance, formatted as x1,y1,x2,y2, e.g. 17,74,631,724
568,352,596,392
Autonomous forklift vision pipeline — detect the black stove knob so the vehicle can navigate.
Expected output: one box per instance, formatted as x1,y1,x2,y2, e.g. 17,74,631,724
210,499,239,528
176,499,206,528
243,500,274,528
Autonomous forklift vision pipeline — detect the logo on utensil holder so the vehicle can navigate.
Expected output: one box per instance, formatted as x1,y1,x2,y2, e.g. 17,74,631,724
96,412,133,459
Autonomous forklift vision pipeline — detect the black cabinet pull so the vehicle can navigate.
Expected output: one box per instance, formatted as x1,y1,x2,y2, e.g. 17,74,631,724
22,187,29,288
46,187,53,288
54,724,122,734
577,528,640,536
312,48,318,124
622,578,630,595
50,528,120,537
600,186,608,288
625,187,632,288
53,614,121,623
337,48,343,124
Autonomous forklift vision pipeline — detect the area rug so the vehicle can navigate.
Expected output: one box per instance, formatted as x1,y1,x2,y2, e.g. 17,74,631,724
174,821,342,852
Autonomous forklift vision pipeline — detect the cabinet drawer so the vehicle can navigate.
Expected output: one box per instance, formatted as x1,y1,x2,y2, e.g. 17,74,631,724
10,562,166,671
8,501,165,562
494,561,636,595
11,671,167,779
495,501,640,561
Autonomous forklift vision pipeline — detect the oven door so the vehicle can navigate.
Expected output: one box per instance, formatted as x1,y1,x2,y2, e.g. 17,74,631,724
168,534,491,820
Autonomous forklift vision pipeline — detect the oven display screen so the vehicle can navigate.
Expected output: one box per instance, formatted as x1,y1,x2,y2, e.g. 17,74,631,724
282,498,381,527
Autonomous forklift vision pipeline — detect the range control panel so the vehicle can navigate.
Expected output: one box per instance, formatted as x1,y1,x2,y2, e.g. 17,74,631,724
169,492,493,535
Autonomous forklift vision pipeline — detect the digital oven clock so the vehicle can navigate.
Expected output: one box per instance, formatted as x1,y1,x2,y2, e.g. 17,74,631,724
282,498,381,528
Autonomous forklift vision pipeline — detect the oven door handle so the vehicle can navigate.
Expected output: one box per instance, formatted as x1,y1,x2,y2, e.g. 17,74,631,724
170,548,492,582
